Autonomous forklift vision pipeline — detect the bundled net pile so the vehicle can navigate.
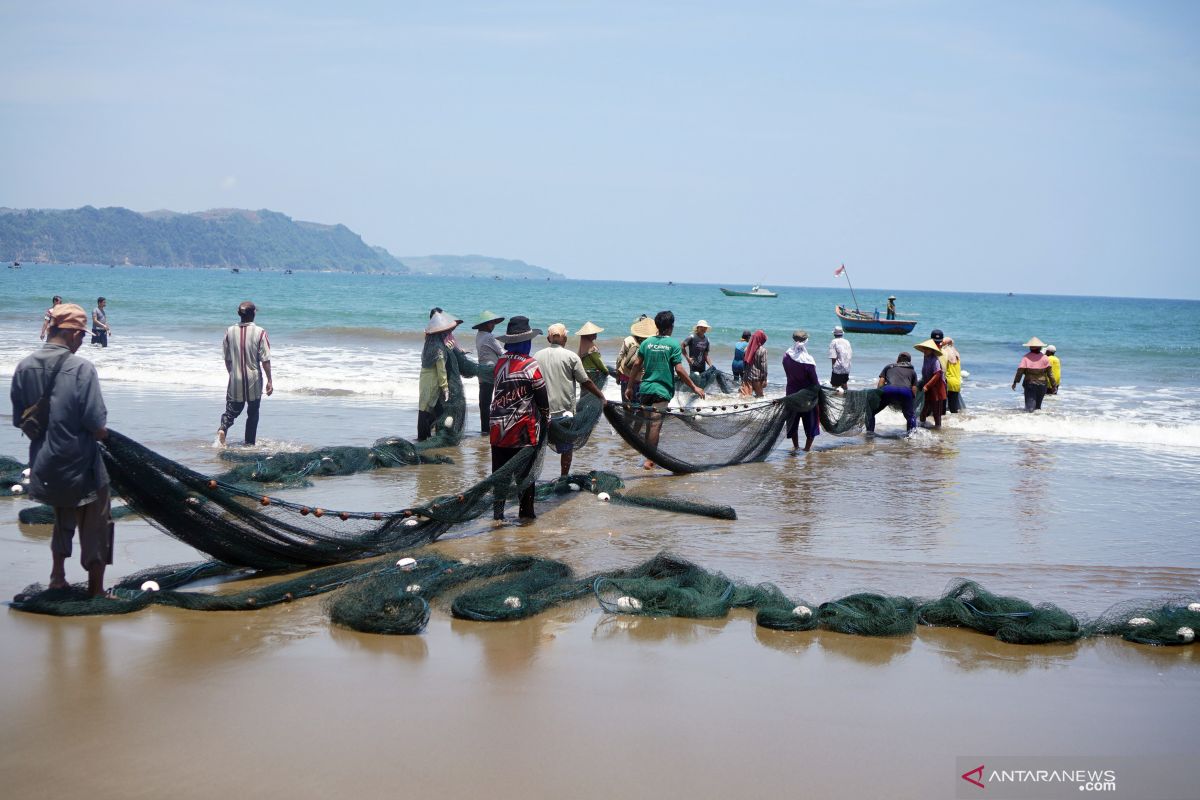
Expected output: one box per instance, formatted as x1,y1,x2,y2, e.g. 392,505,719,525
604,386,926,473
216,436,452,487
682,367,737,395
1,456,26,498
12,551,1197,650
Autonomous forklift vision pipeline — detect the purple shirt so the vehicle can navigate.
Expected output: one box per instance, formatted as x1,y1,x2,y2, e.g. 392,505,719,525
782,355,820,393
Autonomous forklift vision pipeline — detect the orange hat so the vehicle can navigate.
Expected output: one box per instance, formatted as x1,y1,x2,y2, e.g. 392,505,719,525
48,303,89,332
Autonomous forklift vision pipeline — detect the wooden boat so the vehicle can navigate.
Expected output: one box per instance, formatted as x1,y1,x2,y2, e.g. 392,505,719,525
720,285,778,298
835,305,916,335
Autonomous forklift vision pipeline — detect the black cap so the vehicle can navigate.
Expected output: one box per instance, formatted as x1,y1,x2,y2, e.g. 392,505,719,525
931,329,944,342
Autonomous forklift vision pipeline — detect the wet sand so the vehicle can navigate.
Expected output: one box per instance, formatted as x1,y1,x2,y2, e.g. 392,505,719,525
3,386,1199,799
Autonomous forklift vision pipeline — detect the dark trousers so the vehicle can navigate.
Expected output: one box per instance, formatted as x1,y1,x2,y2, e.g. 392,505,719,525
867,386,916,432
1023,383,1047,412
91,329,108,347
478,381,494,434
787,408,819,441
947,391,962,414
417,399,444,442
491,445,536,519
220,398,261,444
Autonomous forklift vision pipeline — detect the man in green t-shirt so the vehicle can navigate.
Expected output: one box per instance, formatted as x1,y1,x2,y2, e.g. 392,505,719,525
631,310,706,470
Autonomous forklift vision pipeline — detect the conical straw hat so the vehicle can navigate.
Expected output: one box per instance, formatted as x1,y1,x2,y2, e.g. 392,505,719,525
913,339,941,354
471,310,505,330
425,311,460,335
575,321,604,336
1023,337,1046,348
631,317,658,337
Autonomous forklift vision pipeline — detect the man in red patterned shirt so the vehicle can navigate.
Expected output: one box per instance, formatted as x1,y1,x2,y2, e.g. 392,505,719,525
489,316,549,520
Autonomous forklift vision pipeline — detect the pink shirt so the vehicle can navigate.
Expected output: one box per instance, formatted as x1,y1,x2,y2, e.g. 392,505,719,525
1019,353,1050,370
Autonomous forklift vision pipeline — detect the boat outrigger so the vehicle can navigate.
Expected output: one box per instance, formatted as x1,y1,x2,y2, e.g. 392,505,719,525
720,285,778,298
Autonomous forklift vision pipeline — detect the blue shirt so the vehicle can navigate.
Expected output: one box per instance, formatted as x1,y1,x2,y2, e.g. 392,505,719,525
732,341,748,369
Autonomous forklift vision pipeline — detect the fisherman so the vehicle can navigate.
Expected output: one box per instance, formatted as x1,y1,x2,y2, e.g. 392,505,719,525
1045,345,1061,395
940,336,964,413
576,321,607,375
731,329,751,384
617,315,656,402
1012,337,1056,412
681,320,714,376
39,295,62,341
886,296,897,320
782,330,820,451
10,303,113,597
632,311,706,470
489,316,549,520
417,310,460,442
741,329,768,397
91,296,111,347
533,323,606,476
472,310,506,434
217,301,273,446
828,326,852,392
915,338,945,428
867,352,919,433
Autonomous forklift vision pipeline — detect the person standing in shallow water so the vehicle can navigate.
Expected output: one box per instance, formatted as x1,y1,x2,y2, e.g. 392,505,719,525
533,323,606,476
218,301,273,446
1045,345,1061,395
939,336,963,413
868,352,919,433
731,329,750,384
1012,337,1056,412
10,304,113,597
417,311,460,442
632,310,706,470
91,297,111,347
740,329,768,397
782,330,820,451
472,311,505,434
681,320,713,376
828,326,852,392
915,338,945,428
39,295,62,341
489,316,548,520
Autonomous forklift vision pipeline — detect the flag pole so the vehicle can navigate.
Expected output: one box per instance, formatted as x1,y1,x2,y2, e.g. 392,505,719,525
838,263,861,311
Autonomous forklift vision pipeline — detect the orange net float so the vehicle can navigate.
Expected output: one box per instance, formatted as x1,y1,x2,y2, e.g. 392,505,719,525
372,512,382,521
208,480,218,490
299,506,310,516
260,496,271,506
339,512,349,521
313,508,325,518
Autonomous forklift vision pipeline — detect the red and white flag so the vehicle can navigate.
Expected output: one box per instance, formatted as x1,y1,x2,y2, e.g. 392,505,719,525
834,264,845,277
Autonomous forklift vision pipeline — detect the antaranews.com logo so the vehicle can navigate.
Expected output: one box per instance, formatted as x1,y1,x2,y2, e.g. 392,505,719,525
954,756,1189,799
960,763,1116,793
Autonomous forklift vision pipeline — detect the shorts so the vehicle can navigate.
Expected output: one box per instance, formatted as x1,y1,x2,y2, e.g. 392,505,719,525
549,412,575,454
50,484,114,570
830,372,850,388
636,393,669,413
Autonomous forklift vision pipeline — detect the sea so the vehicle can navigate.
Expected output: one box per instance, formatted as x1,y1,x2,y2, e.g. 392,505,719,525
2,264,1199,603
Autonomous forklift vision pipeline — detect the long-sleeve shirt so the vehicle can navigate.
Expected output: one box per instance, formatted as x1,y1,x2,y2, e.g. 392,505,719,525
223,322,271,402
1013,353,1055,387
418,348,449,412
782,355,820,394
475,330,504,383
490,352,549,448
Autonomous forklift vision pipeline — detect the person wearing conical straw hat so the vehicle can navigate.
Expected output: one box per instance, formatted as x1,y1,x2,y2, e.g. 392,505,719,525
1012,337,1057,412
681,320,713,376
417,311,461,442
617,315,657,402
886,295,897,320
575,321,606,375
472,310,505,433
914,338,945,428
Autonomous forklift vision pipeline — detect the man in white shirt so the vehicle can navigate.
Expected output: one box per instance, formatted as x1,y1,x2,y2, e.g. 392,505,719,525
218,301,273,446
828,326,852,392
533,323,605,476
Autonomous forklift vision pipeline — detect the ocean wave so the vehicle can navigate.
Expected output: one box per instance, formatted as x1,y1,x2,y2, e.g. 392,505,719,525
301,326,423,343
949,412,1200,449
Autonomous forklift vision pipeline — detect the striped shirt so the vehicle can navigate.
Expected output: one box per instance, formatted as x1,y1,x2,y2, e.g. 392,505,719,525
223,322,271,402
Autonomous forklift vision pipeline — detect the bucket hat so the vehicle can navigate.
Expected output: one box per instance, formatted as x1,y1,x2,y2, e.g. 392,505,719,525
496,315,543,343
832,326,844,336
695,319,710,331
425,311,460,335
576,321,604,337
471,310,505,330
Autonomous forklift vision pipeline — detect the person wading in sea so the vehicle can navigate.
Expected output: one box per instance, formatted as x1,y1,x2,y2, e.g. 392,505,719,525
218,301,273,446
1045,344,1061,395
782,330,820,451
472,310,505,434
1012,337,1056,412
631,310,706,470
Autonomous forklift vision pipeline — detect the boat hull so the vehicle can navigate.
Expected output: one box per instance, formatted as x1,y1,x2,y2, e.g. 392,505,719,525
835,306,916,335
720,288,777,298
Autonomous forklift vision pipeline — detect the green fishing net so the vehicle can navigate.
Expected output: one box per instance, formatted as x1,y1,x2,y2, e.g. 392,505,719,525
1,456,27,498
916,579,1083,644
216,437,452,487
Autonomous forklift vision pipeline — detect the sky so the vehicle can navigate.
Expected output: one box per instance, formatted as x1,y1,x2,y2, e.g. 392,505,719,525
1,1,1197,298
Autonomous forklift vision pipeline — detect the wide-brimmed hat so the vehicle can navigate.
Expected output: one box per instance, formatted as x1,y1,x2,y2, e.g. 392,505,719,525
1023,337,1046,349
471,310,505,330
914,339,941,354
425,311,461,335
576,321,604,337
695,319,710,330
496,315,542,343
888,295,896,300
631,317,658,338
48,303,89,332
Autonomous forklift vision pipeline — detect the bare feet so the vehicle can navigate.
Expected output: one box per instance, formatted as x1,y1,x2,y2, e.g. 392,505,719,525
48,577,69,590
217,428,227,446
642,459,655,470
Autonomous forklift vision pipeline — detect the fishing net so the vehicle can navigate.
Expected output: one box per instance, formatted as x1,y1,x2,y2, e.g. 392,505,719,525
916,579,1083,644
216,437,453,487
682,367,737,395
18,503,138,525
603,387,927,473
417,347,480,450
1,456,27,498
9,550,1199,651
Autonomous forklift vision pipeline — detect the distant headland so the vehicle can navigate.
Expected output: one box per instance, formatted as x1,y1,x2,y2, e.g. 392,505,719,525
0,206,562,278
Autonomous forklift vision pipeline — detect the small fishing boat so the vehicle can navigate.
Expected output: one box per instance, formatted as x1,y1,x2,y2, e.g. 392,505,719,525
835,305,916,335
231,268,240,274
720,285,778,298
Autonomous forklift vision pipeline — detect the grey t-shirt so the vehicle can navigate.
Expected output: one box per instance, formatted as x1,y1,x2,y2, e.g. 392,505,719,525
681,333,711,372
532,343,591,416
879,362,917,389
9,344,109,507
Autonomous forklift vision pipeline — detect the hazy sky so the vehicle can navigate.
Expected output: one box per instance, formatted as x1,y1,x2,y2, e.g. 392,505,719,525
2,1,1197,298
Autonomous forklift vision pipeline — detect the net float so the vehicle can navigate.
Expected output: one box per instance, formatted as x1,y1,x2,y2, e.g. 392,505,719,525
260,496,271,506
313,508,325,518
141,580,160,592
792,605,812,619
299,506,310,515
396,557,417,569
616,596,642,612
339,512,349,521
1178,627,1195,643
1128,617,1153,626
208,480,218,490
504,596,522,609
597,492,611,502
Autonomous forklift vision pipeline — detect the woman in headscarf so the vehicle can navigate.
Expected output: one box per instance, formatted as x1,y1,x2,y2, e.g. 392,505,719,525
575,321,607,376
740,329,768,397
417,311,460,441
781,330,820,451
915,338,945,428
940,336,963,413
